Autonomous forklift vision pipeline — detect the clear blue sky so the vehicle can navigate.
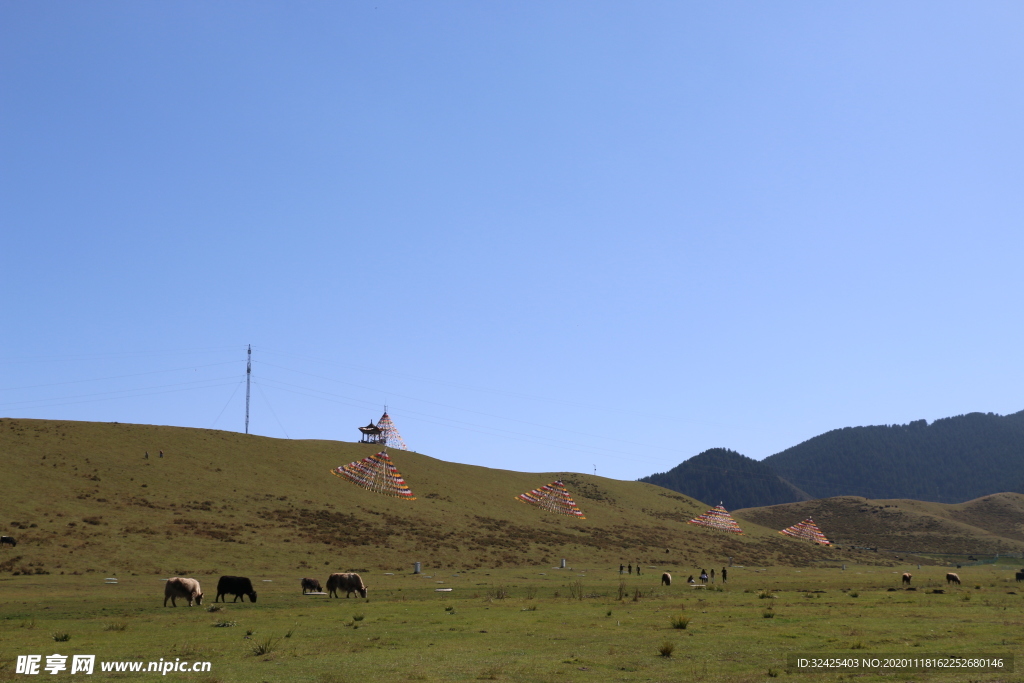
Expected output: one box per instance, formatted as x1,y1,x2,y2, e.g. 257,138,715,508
2,2,1022,481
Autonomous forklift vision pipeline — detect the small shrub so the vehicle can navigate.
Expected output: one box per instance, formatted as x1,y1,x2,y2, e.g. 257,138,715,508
849,591,859,598
617,581,627,601
445,605,454,612
104,622,128,632
353,614,365,622
767,667,779,677
960,594,971,602
658,641,674,657
850,641,865,650
246,629,255,636
284,626,295,638
521,604,537,611
632,588,641,602
52,632,71,642
250,636,278,656
524,586,537,600
606,610,612,617
762,608,775,619
569,580,584,600
758,589,775,599
212,619,236,628
489,585,508,600
670,615,690,629
206,605,223,613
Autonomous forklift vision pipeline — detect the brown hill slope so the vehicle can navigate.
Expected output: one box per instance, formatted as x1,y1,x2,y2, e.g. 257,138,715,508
735,494,1024,556
1,418,865,576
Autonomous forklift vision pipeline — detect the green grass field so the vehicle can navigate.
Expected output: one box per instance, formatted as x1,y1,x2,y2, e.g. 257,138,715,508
1,564,1022,682
4,418,1024,681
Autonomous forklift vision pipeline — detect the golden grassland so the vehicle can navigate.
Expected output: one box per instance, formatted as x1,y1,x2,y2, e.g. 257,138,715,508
736,493,1024,556
2,418,889,577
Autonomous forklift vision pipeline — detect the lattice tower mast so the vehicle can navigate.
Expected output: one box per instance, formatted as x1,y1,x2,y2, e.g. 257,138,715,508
245,344,251,435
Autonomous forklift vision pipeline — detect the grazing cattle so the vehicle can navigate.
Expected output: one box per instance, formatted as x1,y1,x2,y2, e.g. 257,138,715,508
1015,572,1024,583
215,576,257,603
902,573,912,585
661,572,672,586
946,572,961,585
301,577,323,593
164,577,203,607
0,536,15,548
326,572,367,599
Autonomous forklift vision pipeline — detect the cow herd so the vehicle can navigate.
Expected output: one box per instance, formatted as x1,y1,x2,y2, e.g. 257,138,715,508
162,572,367,606
3,531,1015,604
159,568,1005,606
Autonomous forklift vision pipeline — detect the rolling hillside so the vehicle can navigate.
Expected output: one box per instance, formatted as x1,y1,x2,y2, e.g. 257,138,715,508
1,418,861,577
735,493,1024,556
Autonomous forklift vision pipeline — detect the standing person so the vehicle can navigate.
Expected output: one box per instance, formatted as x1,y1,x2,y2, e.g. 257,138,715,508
710,568,715,583
636,562,641,576
144,451,149,459
700,569,708,584
628,563,632,575
721,567,727,583
159,450,164,458
619,564,624,575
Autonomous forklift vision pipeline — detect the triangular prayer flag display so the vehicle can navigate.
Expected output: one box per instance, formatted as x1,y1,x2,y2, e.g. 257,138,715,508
376,412,408,450
779,517,831,545
516,480,586,519
330,451,415,500
687,503,743,533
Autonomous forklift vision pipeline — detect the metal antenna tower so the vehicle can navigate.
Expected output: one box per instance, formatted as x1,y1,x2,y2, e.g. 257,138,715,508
245,344,251,434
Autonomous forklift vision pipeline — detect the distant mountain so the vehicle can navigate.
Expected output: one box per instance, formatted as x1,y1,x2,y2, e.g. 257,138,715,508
643,410,1024,506
765,411,1024,504
638,448,812,509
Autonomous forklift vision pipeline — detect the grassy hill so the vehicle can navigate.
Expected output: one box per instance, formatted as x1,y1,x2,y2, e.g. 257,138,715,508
1,418,867,578
6,419,1024,682
735,493,1024,557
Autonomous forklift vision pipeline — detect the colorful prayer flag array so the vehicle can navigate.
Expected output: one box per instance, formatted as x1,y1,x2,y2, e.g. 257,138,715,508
376,412,408,450
516,480,586,519
330,451,415,499
687,503,743,533
779,517,831,545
